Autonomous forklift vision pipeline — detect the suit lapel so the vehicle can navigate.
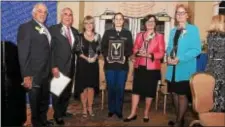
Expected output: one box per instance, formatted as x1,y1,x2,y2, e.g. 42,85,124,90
71,28,78,48
58,24,72,50
148,33,159,51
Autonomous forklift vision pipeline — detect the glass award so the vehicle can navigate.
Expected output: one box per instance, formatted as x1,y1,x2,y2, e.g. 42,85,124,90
107,40,125,63
138,41,148,56
88,45,95,58
170,47,177,59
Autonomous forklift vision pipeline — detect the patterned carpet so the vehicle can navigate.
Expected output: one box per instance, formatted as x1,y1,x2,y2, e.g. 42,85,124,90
24,91,198,126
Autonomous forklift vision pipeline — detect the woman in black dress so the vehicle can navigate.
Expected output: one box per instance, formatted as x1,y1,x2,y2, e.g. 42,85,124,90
75,15,101,117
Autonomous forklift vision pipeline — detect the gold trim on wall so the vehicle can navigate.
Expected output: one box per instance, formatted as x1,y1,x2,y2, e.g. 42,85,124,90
79,1,85,31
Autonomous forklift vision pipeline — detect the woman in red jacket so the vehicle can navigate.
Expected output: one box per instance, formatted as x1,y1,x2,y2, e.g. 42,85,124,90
124,14,165,122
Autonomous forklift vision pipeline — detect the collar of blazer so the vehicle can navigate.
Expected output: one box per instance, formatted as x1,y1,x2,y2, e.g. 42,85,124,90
58,23,80,49
171,22,190,38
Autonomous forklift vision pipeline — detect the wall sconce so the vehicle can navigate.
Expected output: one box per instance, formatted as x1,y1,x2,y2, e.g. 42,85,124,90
155,12,171,22
100,9,115,20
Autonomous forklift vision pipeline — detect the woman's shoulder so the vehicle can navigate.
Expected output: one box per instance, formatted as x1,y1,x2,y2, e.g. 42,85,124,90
207,31,225,39
136,31,145,36
186,24,199,31
155,32,164,37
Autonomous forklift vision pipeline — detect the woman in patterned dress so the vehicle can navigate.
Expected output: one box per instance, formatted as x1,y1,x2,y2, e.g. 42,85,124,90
205,15,225,112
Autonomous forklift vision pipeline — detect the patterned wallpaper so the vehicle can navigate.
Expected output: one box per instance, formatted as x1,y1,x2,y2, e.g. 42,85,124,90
1,1,57,44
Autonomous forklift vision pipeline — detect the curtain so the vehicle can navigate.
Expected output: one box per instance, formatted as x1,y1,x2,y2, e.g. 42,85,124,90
128,18,141,41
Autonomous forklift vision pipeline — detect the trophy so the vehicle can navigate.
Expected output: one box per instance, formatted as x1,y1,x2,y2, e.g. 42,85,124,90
88,45,95,58
107,40,125,63
138,41,148,57
170,47,177,59
137,32,155,57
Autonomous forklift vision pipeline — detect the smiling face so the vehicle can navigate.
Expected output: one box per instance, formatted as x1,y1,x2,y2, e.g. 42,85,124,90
175,7,188,24
145,17,156,31
84,19,94,32
61,8,73,27
33,4,48,23
113,14,124,28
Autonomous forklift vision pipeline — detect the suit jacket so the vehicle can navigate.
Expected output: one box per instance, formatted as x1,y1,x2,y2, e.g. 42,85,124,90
17,19,51,85
133,32,165,70
166,23,201,82
50,23,79,78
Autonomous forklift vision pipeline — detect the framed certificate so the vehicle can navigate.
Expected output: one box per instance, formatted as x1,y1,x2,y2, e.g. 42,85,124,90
107,40,125,63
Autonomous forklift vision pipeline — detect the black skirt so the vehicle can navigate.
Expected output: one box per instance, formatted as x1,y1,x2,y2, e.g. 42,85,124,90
132,66,160,98
167,66,191,96
167,81,191,96
74,58,99,96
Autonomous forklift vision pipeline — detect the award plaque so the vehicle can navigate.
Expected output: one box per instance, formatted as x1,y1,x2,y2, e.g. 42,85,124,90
107,40,125,63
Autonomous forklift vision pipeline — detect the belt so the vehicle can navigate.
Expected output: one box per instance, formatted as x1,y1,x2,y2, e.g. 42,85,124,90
212,58,223,61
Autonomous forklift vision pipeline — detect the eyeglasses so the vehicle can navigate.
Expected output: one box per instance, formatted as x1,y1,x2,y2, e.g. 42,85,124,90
176,11,187,16
37,9,48,15
146,21,155,24
84,22,94,25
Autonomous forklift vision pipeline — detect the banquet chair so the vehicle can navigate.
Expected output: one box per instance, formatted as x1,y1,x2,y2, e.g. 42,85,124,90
189,72,225,126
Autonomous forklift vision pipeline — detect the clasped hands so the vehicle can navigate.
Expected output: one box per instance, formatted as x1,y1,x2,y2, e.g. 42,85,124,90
23,76,33,89
137,50,152,58
87,57,97,63
167,56,179,65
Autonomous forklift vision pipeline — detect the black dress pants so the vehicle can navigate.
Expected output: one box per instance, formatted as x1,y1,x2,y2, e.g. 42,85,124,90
52,80,73,119
28,79,50,127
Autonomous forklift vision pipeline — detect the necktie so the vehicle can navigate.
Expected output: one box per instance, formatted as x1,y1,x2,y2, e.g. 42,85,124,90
40,24,51,45
66,27,72,45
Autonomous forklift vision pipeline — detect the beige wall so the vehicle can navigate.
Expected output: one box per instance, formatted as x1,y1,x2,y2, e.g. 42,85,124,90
57,1,80,29
192,2,214,40
57,1,216,40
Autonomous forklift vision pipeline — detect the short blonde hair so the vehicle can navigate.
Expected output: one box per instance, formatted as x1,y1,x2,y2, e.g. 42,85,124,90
174,4,192,26
208,15,225,33
83,15,95,32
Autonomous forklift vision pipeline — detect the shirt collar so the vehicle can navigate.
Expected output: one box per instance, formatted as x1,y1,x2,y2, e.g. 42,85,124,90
62,24,71,30
33,19,45,28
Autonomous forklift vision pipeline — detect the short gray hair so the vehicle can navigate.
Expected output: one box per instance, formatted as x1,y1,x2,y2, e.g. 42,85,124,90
32,2,48,15
60,7,73,17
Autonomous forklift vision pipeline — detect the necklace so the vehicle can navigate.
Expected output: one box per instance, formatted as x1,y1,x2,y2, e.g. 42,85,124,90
84,32,95,42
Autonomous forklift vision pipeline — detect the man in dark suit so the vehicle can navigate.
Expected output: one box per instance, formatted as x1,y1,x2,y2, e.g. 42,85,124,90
50,7,79,125
17,3,53,127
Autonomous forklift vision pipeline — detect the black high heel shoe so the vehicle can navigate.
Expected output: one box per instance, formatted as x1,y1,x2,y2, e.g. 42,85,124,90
123,115,137,122
168,120,175,126
143,118,149,123
174,119,185,127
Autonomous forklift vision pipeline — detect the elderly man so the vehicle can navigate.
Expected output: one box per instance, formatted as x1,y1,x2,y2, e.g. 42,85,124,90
17,3,53,127
49,8,79,125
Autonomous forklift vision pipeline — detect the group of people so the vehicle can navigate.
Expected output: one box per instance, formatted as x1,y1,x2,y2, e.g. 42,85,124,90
16,2,225,127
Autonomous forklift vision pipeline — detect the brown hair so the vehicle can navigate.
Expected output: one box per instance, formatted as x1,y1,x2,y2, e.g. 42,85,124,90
208,15,225,33
113,12,125,28
143,14,158,31
83,15,95,32
174,4,192,26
